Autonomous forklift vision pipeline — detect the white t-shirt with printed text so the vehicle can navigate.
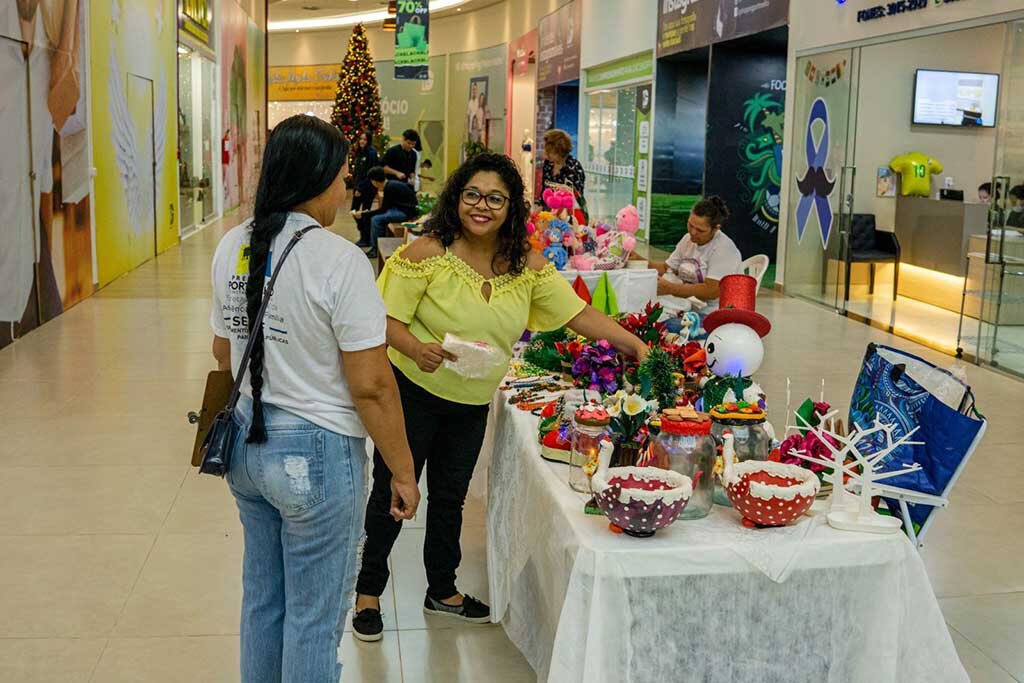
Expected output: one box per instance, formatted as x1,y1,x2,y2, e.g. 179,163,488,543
664,230,742,310
210,213,386,438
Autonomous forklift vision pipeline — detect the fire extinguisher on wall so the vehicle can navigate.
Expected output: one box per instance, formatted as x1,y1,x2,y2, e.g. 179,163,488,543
222,129,231,166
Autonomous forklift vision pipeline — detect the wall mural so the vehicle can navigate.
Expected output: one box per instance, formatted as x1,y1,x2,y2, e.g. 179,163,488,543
220,0,266,215
1,0,94,349
794,97,836,248
703,49,786,260
738,92,785,235
91,0,179,287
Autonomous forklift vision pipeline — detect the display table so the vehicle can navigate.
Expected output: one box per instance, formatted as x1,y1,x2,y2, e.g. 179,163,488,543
557,268,658,314
483,393,966,683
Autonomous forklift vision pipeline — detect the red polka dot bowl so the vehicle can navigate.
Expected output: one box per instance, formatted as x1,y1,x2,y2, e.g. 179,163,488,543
592,466,693,538
722,460,820,528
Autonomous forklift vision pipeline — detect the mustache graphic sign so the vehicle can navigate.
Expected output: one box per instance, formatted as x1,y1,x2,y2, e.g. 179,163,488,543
795,98,836,248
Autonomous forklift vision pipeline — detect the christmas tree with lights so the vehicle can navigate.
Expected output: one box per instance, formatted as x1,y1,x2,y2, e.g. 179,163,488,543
331,23,383,144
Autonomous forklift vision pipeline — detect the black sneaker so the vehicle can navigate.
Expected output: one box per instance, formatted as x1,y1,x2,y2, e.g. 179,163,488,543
423,594,491,624
352,607,383,642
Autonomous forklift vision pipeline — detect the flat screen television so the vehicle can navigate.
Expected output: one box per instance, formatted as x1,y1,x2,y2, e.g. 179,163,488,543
912,69,999,128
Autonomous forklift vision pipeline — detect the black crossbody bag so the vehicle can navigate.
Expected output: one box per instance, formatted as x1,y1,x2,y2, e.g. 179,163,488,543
193,225,319,477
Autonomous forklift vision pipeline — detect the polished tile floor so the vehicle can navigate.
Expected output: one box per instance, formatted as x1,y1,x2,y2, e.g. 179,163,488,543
0,214,1022,682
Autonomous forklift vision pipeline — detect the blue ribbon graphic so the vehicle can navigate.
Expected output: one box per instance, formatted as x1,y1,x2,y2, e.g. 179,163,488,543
795,98,836,248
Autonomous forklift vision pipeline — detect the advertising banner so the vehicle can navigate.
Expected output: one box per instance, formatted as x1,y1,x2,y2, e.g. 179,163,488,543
537,0,581,89
1,0,94,348
447,44,508,167
179,0,213,48
657,0,788,57
395,0,430,80
509,30,537,78
269,65,340,101
376,55,447,193
91,0,179,287
220,1,267,215
585,51,653,90
633,84,653,238
704,51,786,260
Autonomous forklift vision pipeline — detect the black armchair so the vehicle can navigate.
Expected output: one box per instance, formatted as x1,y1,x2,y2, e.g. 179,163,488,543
845,213,901,303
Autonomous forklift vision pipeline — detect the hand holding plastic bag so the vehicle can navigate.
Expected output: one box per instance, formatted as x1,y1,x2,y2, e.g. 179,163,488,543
441,334,507,379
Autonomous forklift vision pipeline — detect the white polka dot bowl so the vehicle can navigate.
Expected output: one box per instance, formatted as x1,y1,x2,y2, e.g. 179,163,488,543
589,442,692,538
720,432,819,528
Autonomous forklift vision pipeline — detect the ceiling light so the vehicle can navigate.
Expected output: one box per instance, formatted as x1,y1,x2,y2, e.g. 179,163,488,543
177,45,190,55
268,0,468,31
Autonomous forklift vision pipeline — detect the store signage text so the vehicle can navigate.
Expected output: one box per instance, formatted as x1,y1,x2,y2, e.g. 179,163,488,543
856,0,966,23
179,0,213,46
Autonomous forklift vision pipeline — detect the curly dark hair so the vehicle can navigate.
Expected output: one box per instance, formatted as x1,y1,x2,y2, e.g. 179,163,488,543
424,153,530,275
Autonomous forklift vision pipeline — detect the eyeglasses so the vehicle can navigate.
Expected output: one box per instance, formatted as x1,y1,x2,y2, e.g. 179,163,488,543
461,188,509,211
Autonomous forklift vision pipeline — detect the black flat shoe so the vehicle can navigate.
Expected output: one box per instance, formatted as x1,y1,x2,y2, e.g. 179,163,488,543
423,594,491,624
365,249,378,259
352,607,383,642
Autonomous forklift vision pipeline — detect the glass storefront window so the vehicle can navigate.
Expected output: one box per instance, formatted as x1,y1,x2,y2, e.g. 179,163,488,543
583,87,639,223
177,48,216,235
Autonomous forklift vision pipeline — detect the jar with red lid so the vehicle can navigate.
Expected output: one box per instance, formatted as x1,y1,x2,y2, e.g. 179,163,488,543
651,413,716,519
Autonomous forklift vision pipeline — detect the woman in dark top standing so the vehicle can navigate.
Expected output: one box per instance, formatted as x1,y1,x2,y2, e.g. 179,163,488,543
351,131,379,247
541,128,586,211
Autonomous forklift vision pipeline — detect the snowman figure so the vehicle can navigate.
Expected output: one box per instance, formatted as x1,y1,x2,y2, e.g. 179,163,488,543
699,274,771,410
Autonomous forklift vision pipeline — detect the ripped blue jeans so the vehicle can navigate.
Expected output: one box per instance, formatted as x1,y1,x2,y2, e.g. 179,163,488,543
228,396,366,683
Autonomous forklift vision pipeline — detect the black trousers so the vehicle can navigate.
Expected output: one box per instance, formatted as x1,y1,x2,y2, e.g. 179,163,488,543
356,367,491,601
351,181,375,244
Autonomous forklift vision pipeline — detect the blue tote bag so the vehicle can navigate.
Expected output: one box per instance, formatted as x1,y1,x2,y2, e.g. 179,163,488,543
848,344,986,534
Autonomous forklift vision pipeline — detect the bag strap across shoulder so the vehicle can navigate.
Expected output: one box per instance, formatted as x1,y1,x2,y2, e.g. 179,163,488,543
224,224,320,413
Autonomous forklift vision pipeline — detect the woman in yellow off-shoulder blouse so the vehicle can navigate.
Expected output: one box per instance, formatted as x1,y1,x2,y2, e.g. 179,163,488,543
352,154,647,638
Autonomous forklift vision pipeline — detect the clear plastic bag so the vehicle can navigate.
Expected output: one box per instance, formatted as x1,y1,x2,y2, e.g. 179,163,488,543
441,333,508,379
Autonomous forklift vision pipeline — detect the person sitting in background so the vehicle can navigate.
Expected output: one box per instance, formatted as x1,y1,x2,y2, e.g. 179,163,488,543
355,166,420,259
1006,185,1024,229
978,182,992,205
651,196,742,311
382,129,419,186
351,131,379,247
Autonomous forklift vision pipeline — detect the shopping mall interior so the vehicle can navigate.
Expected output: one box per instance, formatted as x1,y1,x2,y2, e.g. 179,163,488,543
2,0,1024,681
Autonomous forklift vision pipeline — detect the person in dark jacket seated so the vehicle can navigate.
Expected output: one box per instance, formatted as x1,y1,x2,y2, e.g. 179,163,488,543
356,166,420,259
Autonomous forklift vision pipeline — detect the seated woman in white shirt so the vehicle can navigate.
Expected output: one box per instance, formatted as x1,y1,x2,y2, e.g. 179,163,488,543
651,196,742,311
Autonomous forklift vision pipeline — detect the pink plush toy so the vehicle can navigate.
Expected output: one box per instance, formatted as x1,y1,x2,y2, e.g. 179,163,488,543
570,254,596,271
543,188,575,212
615,205,640,234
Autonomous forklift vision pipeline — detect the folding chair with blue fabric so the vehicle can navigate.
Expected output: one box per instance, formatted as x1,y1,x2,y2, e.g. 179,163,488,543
848,344,987,548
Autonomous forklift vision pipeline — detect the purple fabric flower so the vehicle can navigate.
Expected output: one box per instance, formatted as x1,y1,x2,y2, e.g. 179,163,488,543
571,340,622,393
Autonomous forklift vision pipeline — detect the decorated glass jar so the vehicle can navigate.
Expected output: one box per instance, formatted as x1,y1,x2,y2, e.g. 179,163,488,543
569,406,612,493
651,409,716,519
708,401,771,506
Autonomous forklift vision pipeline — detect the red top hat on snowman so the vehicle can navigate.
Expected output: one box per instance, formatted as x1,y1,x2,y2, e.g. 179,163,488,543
702,274,771,338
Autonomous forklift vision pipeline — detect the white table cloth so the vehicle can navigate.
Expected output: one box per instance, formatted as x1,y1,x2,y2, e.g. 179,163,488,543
557,268,658,314
483,393,967,683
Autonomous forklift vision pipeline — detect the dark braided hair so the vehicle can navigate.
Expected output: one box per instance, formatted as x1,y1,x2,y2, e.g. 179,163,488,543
692,195,730,229
245,115,349,443
424,153,530,276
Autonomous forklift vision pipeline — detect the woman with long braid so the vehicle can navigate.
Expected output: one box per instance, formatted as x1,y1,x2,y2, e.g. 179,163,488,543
209,115,420,682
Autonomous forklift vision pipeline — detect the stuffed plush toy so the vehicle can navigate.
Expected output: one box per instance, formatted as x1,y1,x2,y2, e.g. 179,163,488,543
543,244,568,270
615,205,640,234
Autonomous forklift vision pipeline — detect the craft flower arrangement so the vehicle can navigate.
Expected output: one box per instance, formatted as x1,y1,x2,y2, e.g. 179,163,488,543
606,391,657,447
570,340,622,393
